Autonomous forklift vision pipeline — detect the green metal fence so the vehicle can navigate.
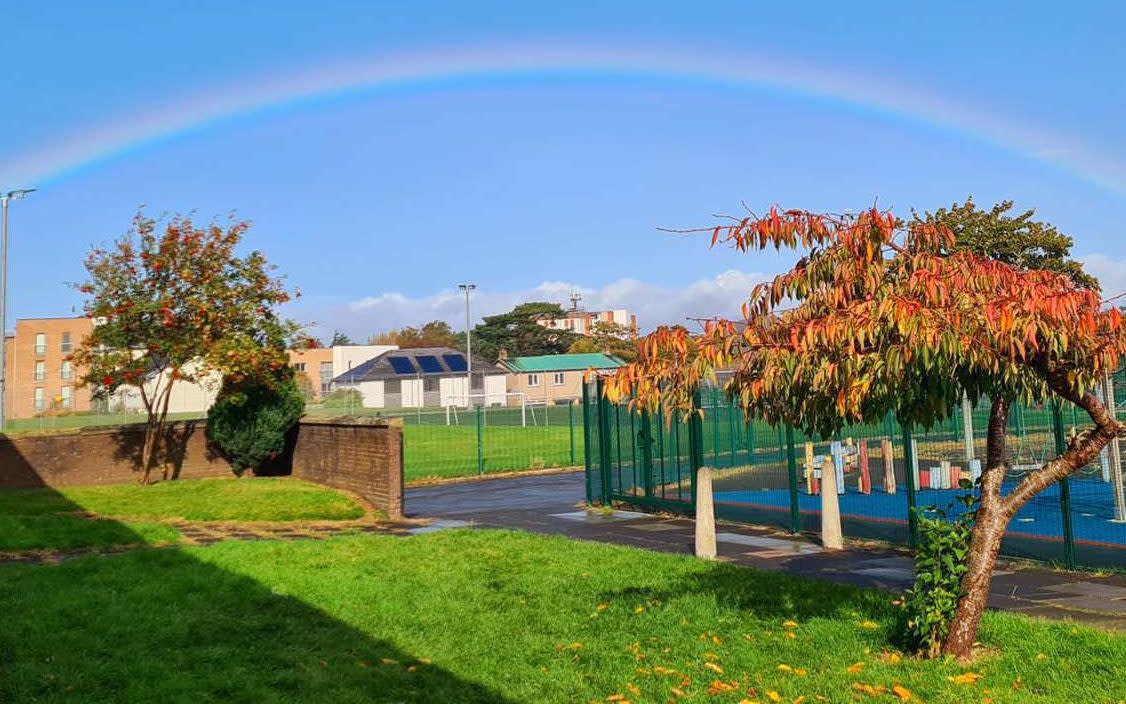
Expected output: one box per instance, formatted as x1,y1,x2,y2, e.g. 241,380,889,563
388,402,582,481
584,375,1126,570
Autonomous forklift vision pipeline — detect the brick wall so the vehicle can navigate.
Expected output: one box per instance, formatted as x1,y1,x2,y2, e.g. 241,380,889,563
0,418,404,519
290,417,403,519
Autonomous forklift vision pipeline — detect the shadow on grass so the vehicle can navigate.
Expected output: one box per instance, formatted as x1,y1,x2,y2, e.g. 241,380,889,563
0,439,512,703
595,556,897,625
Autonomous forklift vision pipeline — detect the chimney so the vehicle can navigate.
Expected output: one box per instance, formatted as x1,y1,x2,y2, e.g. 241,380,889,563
498,348,508,360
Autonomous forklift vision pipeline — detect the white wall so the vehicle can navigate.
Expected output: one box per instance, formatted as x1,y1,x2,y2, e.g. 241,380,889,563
484,373,507,406
332,345,397,377
439,376,468,407
356,380,384,408
111,363,220,415
400,378,423,408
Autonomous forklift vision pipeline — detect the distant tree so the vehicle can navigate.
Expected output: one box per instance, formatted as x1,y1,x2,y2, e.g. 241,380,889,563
368,320,461,349
71,212,297,485
294,335,323,349
293,370,316,402
567,321,639,362
470,302,579,362
206,369,305,476
329,330,353,346
917,198,1097,289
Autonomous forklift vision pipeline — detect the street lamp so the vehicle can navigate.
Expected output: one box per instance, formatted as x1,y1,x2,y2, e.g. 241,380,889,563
0,188,36,431
458,283,476,408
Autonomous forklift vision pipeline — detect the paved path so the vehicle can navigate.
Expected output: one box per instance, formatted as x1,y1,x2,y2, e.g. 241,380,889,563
406,471,1126,630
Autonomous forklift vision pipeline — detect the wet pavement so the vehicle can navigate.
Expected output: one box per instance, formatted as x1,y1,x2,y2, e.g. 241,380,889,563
406,470,1126,630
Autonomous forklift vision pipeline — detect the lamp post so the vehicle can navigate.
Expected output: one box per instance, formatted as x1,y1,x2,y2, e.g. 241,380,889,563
0,188,36,431
458,283,476,408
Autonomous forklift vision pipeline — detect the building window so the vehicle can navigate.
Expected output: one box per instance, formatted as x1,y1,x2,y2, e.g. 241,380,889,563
34,388,45,412
293,362,306,372
384,379,401,394
424,377,439,393
61,386,73,410
471,373,484,391
553,372,566,386
61,332,72,354
319,361,333,394
33,360,45,382
527,373,540,387
34,332,46,356
61,360,73,380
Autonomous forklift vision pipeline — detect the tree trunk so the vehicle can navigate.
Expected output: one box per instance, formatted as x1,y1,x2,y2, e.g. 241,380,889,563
942,396,1009,658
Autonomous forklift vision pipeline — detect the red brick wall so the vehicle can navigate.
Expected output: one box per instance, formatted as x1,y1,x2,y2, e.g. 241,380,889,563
290,417,404,519
0,418,404,519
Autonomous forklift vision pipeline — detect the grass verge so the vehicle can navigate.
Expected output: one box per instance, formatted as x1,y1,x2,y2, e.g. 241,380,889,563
1,529,1122,702
0,478,365,551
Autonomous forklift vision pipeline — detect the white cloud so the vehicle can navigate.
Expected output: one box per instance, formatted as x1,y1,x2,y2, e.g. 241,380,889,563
1080,253,1126,298
311,269,770,340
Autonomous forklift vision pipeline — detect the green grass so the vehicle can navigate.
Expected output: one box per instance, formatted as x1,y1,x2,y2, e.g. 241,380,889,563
0,479,364,552
1,411,205,435
404,424,580,481
1,530,1122,702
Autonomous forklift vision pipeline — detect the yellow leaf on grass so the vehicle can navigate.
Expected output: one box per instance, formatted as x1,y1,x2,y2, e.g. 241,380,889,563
847,662,864,675
707,680,737,695
886,653,901,665
627,683,641,696
704,662,723,674
784,632,797,639
794,668,807,676
859,621,879,630
777,664,793,673
605,695,627,703
766,691,782,703
597,603,610,612
892,684,913,701
794,697,807,704
670,687,685,698
782,620,799,629
948,672,983,685
379,658,399,666
634,606,645,614
653,666,676,676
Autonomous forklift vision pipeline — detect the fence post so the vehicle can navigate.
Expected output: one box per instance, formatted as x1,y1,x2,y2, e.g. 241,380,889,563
569,399,577,467
597,378,613,504
1052,402,1076,569
688,387,705,511
476,404,484,476
902,425,919,549
785,425,800,534
582,383,593,505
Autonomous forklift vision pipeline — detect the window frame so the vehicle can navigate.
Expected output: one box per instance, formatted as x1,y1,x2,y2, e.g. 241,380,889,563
527,373,540,387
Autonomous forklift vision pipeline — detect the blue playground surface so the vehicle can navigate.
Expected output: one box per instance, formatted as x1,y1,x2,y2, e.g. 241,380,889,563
715,479,1126,547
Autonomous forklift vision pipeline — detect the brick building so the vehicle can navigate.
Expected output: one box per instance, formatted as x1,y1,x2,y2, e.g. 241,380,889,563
3,316,94,419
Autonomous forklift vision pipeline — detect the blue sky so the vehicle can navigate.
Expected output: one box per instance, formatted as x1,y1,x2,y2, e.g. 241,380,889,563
2,1,1125,340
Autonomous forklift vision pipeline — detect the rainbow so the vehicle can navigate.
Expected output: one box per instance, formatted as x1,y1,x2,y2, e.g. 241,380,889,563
2,42,1124,198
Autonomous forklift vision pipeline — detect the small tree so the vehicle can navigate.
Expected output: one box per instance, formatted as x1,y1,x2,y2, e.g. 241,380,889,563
608,206,1126,658
72,212,297,484
329,330,353,346
206,371,305,475
567,321,640,362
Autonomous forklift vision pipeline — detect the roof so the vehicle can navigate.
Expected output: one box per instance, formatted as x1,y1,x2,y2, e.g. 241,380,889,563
332,347,499,384
498,353,625,373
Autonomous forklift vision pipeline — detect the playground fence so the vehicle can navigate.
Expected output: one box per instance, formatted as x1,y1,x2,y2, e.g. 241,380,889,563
583,371,1126,570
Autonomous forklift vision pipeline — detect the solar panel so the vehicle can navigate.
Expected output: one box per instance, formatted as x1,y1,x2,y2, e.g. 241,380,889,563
416,355,443,373
442,353,468,372
388,356,416,375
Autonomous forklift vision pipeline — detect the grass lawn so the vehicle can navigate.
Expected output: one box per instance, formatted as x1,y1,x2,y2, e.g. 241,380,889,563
0,479,365,552
404,424,580,481
1,530,1122,703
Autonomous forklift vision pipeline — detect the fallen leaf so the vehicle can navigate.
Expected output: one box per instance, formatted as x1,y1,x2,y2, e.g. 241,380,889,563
948,672,983,685
777,664,794,673
847,662,864,675
653,666,676,676
784,632,797,640
704,662,723,674
627,683,641,696
634,606,646,614
766,691,782,703
606,695,627,703
707,680,737,695
782,620,799,629
859,621,879,630
670,687,685,698
597,603,610,612
379,658,399,666
892,684,913,701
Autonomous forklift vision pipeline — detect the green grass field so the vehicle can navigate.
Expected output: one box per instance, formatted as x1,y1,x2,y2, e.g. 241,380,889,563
0,479,364,552
1,529,1122,702
404,424,581,481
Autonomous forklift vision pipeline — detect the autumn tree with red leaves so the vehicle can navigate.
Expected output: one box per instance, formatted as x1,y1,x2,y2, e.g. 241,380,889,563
607,206,1126,658
72,212,298,485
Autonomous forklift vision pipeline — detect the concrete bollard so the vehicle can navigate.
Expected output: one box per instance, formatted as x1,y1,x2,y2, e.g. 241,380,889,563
819,456,844,550
695,466,717,560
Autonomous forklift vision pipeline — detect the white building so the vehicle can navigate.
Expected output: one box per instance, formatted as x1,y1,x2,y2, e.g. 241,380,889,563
332,347,507,409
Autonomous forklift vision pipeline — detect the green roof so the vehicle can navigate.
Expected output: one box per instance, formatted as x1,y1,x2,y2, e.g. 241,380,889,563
499,353,625,373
